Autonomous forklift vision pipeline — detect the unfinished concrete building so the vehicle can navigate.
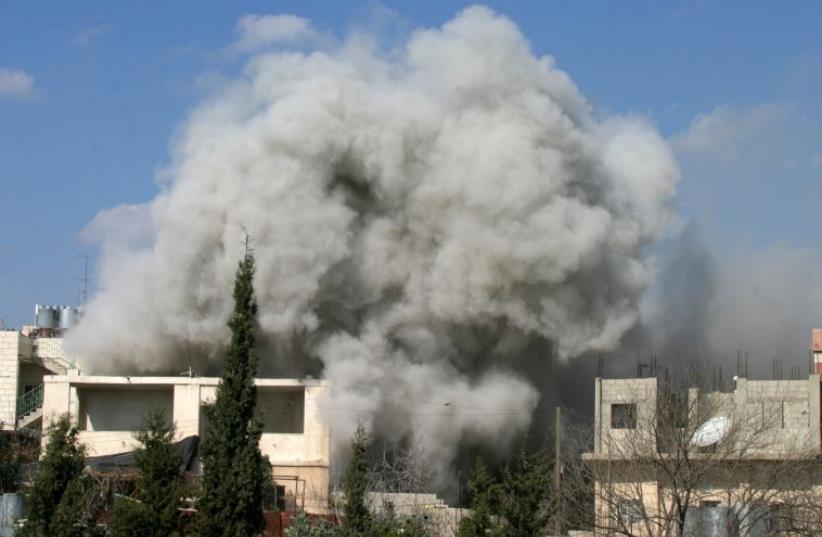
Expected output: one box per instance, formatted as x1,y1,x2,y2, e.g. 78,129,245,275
584,344,822,536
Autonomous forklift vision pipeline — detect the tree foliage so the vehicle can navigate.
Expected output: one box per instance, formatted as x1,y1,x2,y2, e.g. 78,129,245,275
496,439,553,537
0,430,20,493
342,424,371,536
109,410,184,537
198,251,270,536
457,458,498,537
108,497,159,537
285,514,340,537
19,414,87,537
49,475,105,537
369,515,432,537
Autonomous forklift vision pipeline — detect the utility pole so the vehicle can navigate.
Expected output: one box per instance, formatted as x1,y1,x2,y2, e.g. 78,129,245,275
554,406,562,536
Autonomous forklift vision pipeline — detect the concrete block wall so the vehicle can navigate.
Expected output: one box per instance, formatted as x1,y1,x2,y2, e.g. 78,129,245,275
589,375,822,536
732,376,821,455
0,331,21,430
594,375,822,458
594,377,659,456
34,337,75,366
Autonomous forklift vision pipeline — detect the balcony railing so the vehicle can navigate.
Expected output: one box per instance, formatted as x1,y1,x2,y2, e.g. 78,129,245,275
16,384,44,419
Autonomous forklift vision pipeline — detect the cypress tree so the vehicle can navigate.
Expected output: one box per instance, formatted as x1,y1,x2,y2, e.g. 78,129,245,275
19,414,86,537
198,250,270,536
457,458,498,537
342,425,370,536
109,410,184,537
496,439,553,537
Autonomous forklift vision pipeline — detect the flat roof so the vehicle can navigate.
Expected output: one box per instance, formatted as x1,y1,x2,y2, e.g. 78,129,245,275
44,375,326,387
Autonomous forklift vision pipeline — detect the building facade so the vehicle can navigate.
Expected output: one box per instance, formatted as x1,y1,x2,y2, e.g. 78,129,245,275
42,375,331,513
1,318,77,431
584,373,822,536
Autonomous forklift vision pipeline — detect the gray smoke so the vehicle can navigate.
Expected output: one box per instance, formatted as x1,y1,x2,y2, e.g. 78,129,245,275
66,6,678,475
624,225,822,382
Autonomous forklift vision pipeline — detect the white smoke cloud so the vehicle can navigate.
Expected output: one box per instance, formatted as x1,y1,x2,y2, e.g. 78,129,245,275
231,14,320,52
67,5,678,472
672,103,792,161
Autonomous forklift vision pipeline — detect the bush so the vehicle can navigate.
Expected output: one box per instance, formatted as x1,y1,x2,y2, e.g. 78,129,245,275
108,496,162,537
285,513,340,537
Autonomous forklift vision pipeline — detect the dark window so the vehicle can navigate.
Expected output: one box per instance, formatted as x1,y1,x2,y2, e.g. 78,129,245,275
618,500,643,526
274,485,287,512
611,403,637,429
78,387,173,431
257,388,305,434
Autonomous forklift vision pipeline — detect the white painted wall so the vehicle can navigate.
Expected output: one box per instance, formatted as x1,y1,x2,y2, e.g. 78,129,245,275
43,375,331,512
43,377,330,474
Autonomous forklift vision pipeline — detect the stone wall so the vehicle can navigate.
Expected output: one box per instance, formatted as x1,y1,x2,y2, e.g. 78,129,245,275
0,331,21,430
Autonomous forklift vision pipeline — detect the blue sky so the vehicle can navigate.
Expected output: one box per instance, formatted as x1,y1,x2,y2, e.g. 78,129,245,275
1,1,821,330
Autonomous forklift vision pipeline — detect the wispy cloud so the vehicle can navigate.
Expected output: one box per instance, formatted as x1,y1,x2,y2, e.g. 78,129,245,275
73,17,111,46
230,14,319,53
0,68,35,98
672,103,792,160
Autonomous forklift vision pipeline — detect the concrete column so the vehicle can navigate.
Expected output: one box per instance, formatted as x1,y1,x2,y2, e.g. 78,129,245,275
42,376,72,430
809,374,821,453
594,377,602,453
303,385,330,465
173,382,201,440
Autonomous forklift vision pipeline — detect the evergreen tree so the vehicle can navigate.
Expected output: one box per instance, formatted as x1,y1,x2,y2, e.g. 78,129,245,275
0,430,20,493
198,250,270,536
19,414,86,537
496,439,554,537
342,425,370,536
457,458,498,537
50,475,105,537
108,499,156,537
109,410,184,537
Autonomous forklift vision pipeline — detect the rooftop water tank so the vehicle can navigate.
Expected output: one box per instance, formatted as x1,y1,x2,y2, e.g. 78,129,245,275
34,305,59,329
58,306,81,330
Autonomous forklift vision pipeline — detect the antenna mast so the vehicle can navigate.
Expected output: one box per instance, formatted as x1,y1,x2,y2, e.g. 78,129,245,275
76,254,93,305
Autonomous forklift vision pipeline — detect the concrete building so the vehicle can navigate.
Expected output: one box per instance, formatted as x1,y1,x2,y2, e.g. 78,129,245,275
585,368,822,536
1,305,333,513
0,306,80,431
42,375,331,513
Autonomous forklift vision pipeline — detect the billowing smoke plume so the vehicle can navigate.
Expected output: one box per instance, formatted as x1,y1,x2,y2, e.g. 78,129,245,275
67,6,678,474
